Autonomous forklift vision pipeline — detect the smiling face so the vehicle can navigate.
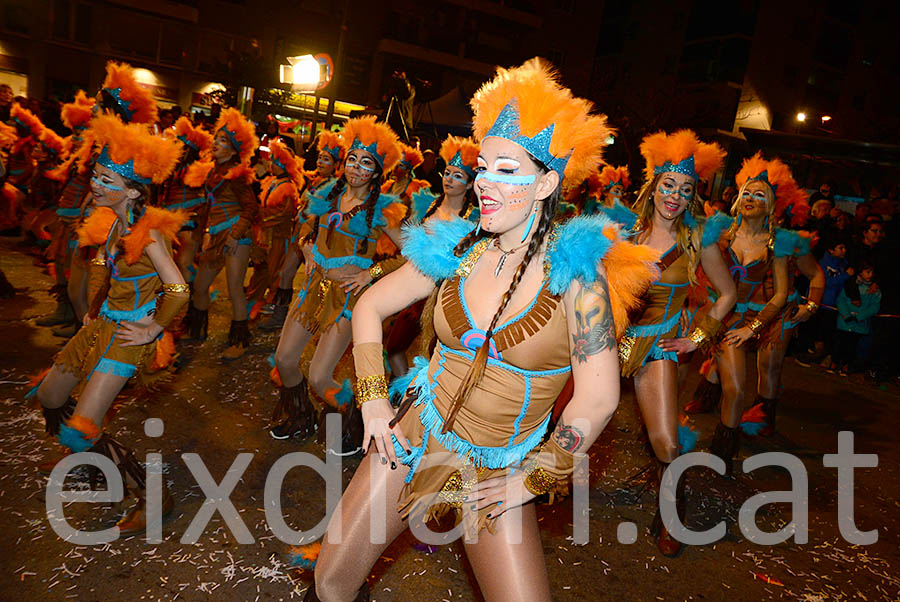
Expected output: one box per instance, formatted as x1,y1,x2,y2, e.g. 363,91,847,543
442,165,471,198
316,151,336,177
90,163,140,208
604,183,624,205
212,129,237,164
737,179,771,220
344,148,379,188
653,171,696,222
474,137,559,235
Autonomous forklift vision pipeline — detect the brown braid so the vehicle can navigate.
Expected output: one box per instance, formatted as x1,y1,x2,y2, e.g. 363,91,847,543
358,170,383,255
441,182,561,434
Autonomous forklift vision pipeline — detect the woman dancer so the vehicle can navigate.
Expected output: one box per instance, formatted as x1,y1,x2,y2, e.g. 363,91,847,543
32,115,187,533
584,164,631,216
184,108,259,360
609,130,736,557
382,143,429,203
301,59,658,601
706,154,811,473
260,131,346,331
269,116,406,454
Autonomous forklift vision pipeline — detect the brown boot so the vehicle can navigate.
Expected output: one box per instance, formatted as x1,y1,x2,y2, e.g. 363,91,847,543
116,483,175,536
270,380,317,440
36,287,75,327
710,421,740,477
221,319,250,361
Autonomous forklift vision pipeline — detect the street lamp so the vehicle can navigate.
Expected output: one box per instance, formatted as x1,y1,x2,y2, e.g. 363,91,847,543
279,54,334,92
821,115,832,123
796,112,807,122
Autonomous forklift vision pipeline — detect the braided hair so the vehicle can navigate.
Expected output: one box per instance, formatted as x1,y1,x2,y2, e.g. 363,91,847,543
422,186,476,221
322,167,384,253
442,164,561,434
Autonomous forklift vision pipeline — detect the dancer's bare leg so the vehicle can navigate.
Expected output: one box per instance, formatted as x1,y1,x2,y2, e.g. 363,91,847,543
280,248,300,289
634,360,679,463
308,319,352,399
758,338,789,399
71,371,130,427
36,365,80,409
314,451,410,601
175,232,199,284
224,244,251,320
67,259,89,321
463,503,551,602
717,343,746,428
191,264,219,311
274,315,314,387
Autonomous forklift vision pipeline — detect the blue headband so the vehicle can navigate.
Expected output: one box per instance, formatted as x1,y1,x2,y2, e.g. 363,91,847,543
605,180,622,191
448,150,475,178
176,134,198,150
322,145,342,161
749,169,778,193
97,146,152,185
653,155,696,179
271,156,286,171
349,138,385,168
218,127,243,154
483,100,570,177
102,87,135,121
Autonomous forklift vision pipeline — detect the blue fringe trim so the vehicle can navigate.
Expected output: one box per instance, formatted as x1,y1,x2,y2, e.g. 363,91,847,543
388,356,424,398
678,423,698,453
625,311,680,337
56,207,82,217
208,215,239,235
311,245,372,270
400,216,475,281
546,215,616,295
305,179,402,236
394,360,550,478
100,299,156,322
647,346,677,362
411,189,438,222
598,200,638,231
167,196,206,211
94,358,137,377
58,424,96,453
702,212,733,248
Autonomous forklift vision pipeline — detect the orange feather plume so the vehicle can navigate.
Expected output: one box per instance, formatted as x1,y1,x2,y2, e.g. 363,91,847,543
66,415,102,441
90,114,181,184
439,135,480,173
269,139,305,189
10,103,45,138
597,165,631,191
173,116,213,153
122,206,188,264
398,143,423,169
0,122,16,149
601,224,662,338
61,90,95,131
214,108,259,165
736,152,809,226
640,129,725,181
317,130,346,161
77,206,118,247
151,330,177,370
340,115,402,172
470,57,612,186
39,128,66,157
101,61,158,125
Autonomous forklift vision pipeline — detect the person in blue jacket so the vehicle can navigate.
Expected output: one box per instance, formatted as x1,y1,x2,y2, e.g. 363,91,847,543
833,261,881,375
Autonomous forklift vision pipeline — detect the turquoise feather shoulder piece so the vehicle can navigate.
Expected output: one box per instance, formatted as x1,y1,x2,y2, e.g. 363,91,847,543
400,216,475,281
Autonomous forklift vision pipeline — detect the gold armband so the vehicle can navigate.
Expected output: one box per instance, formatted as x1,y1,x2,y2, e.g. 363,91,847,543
163,283,190,293
152,283,190,328
369,263,384,281
355,375,388,407
688,327,709,349
90,256,107,266
688,315,722,352
805,300,819,314
524,465,559,496
747,318,764,334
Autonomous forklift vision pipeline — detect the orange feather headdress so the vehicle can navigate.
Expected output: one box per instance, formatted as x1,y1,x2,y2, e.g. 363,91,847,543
340,115,401,172
639,129,725,181
470,57,612,186
101,61,158,125
173,116,213,153
269,139,305,189
214,108,258,166
38,128,65,157
0,122,16,149
61,90,95,131
736,152,809,226
90,114,181,185
317,130,346,162
10,103,44,139
439,135,479,179
397,143,423,170
596,165,631,192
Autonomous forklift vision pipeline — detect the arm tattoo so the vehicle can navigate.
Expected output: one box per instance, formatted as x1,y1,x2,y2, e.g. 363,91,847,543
552,420,584,452
571,274,616,364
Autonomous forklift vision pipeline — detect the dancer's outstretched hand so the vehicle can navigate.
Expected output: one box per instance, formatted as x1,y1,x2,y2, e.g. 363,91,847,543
464,471,536,519
657,336,695,355
722,326,754,347
116,321,163,346
361,398,410,469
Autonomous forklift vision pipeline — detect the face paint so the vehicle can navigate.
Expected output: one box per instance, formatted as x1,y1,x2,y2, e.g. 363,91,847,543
740,190,768,203
475,171,536,186
92,176,124,191
442,170,468,184
657,180,693,200
345,153,376,172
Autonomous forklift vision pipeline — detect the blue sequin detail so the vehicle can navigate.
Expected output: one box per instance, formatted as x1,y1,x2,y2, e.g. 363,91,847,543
97,147,152,185
483,100,570,176
219,126,243,153
749,170,778,193
654,156,696,179
448,151,475,178
102,87,135,120
350,139,385,167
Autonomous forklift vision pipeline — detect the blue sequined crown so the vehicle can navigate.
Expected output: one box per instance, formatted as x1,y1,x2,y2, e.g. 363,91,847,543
483,100,570,176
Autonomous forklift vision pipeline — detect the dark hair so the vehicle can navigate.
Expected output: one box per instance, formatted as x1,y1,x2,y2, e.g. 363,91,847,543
323,168,384,254
422,184,476,221
826,238,848,252
442,161,560,434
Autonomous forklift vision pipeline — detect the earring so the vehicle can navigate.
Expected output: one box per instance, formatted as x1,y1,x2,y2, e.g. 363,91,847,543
475,222,481,236
127,204,134,226
520,208,537,244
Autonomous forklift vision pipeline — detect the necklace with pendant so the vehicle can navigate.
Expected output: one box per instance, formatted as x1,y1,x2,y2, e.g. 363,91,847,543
492,238,528,277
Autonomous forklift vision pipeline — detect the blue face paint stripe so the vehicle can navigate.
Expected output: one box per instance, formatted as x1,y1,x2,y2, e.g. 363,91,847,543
92,176,125,192
475,171,536,186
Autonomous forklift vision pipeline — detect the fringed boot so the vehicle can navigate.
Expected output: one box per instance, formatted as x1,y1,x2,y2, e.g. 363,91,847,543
684,378,722,414
740,395,777,437
38,396,78,474
320,379,363,457
259,287,293,331
186,305,208,341
710,422,741,477
221,319,250,360
36,285,76,327
270,380,317,440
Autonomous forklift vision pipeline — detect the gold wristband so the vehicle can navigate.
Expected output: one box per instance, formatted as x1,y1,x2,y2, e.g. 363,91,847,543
805,300,819,314
523,465,559,496
688,327,709,350
163,283,190,293
355,374,388,407
369,263,384,281
748,318,764,334
90,256,107,266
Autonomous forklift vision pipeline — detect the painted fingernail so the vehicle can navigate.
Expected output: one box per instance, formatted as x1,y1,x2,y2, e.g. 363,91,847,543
486,514,492,518
381,457,387,465
469,504,476,511
391,462,397,470
496,502,502,506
